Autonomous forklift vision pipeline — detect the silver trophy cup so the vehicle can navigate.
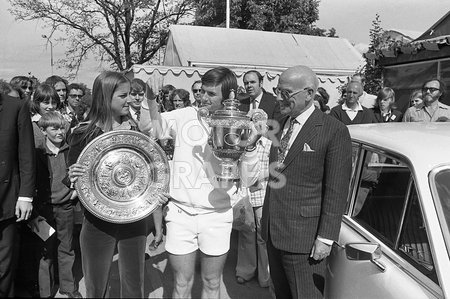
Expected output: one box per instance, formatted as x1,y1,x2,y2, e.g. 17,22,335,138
198,90,267,181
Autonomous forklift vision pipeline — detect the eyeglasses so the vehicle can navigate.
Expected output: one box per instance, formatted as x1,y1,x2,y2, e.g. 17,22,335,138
130,92,145,96
69,94,83,98
422,87,440,93
192,89,202,93
56,89,67,92
272,87,310,101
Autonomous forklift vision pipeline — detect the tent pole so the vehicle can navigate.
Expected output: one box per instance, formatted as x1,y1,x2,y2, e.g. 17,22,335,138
226,0,230,28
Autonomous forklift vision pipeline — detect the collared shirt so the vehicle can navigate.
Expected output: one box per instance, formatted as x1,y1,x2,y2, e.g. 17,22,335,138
250,92,263,109
248,136,272,207
381,110,392,122
342,102,363,121
281,104,316,154
403,102,450,122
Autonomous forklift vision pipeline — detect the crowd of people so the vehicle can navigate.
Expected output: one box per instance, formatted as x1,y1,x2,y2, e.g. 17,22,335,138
0,65,449,299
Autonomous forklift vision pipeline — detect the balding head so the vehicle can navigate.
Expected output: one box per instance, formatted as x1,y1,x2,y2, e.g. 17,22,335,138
276,65,318,118
345,82,363,108
280,65,319,93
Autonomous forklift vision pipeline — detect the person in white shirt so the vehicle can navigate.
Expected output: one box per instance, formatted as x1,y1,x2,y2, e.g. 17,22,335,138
141,66,261,299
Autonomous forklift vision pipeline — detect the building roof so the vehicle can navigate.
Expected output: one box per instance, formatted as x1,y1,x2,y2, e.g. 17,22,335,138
163,25,363,76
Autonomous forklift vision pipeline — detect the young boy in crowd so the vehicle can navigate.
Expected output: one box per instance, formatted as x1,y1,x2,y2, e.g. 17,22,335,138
31,111,81,298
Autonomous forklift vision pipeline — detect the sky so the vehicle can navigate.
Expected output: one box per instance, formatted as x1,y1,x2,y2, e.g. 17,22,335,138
1,0,450,86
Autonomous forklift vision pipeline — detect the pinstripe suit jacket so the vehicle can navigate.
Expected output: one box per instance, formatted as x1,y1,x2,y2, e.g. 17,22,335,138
261,108,352,253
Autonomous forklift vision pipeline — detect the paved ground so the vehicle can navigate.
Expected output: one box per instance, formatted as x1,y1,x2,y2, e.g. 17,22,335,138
18,228,272,298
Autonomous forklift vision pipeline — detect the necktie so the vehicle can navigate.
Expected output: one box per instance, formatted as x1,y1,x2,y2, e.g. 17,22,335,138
277,118,297,163
251,100,257,110
135,110,141,121
383,113,390,122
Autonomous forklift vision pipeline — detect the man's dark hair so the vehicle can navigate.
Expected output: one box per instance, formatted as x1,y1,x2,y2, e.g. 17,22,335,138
244,70,263,83
131,78,145,92
422,78,446,97
202,67,237,100
67,83,85,96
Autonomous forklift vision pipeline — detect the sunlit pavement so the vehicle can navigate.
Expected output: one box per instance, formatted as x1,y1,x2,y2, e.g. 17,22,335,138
18,229,272,298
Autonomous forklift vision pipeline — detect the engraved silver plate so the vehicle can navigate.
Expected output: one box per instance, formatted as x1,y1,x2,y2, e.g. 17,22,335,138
75,130,170,223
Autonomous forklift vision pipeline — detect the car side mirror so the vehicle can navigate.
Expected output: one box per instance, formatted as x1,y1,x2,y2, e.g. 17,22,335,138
345,243,386,272
345,243,381,261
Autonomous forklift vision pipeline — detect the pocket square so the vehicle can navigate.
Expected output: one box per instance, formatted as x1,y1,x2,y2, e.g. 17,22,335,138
303,143,315,152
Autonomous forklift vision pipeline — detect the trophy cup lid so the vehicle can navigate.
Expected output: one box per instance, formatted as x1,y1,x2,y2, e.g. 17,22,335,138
213,90,249,119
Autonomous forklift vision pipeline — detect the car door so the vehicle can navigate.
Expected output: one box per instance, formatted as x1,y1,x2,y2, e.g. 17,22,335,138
325,146,443,299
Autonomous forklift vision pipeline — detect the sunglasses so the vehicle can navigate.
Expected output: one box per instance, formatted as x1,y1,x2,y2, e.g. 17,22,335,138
56,89,67,92
273,87,310,101
422,87,440,93
192,89,202,93
130,92,145,96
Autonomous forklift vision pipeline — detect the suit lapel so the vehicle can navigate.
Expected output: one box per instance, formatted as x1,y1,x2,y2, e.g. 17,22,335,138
280,109,323,170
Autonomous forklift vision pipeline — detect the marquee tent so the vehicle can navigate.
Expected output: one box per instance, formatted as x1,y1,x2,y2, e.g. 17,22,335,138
127,25,364,107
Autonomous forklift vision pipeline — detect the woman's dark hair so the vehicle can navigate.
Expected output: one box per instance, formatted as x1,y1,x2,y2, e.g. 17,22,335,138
10,76,33,100
30,83,61,115
202,67,237,100
80,71,130,140
170,89,191,107
44,75,68,88
317,87,329,104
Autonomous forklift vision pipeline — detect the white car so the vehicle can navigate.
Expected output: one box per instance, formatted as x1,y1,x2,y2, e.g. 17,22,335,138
325,123,450,299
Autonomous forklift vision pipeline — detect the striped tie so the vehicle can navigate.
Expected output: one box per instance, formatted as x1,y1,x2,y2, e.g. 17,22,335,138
277,118,296,163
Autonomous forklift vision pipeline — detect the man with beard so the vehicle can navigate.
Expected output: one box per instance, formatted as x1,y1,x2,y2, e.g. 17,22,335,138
403,78,450,122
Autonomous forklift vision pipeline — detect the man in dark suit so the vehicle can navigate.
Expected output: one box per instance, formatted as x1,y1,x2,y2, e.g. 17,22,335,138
261,65,352,298
0,93,35,297
242,70,281,123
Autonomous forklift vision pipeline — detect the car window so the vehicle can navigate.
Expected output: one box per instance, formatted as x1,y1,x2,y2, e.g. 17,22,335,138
398,184,437,284
351,149,438,286
432,168,450,260
352,150,410,246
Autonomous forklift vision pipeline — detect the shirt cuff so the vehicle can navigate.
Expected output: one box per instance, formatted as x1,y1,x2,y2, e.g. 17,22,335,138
18,197,33,203
317,235,334,246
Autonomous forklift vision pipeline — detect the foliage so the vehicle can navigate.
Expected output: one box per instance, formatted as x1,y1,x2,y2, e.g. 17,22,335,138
8,0,195,75
363,14,384,95
193,0,337,37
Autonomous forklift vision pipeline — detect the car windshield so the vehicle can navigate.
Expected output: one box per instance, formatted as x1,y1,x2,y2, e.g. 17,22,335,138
432,167,450,254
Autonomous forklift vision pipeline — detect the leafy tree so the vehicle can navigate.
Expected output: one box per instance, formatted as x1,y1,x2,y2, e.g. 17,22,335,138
8,0,194,75
363,14,384,95
193,0,337,37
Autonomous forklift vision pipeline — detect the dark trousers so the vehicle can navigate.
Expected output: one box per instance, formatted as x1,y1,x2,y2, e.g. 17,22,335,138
39,202,76,296
0,218,18,298
80,213,147,298
267,235,325,299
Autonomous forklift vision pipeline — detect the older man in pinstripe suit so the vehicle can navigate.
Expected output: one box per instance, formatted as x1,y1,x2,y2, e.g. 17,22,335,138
261,65,352,298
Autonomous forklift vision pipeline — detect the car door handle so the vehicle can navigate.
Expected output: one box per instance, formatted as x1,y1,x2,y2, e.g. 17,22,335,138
371,258,386,272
